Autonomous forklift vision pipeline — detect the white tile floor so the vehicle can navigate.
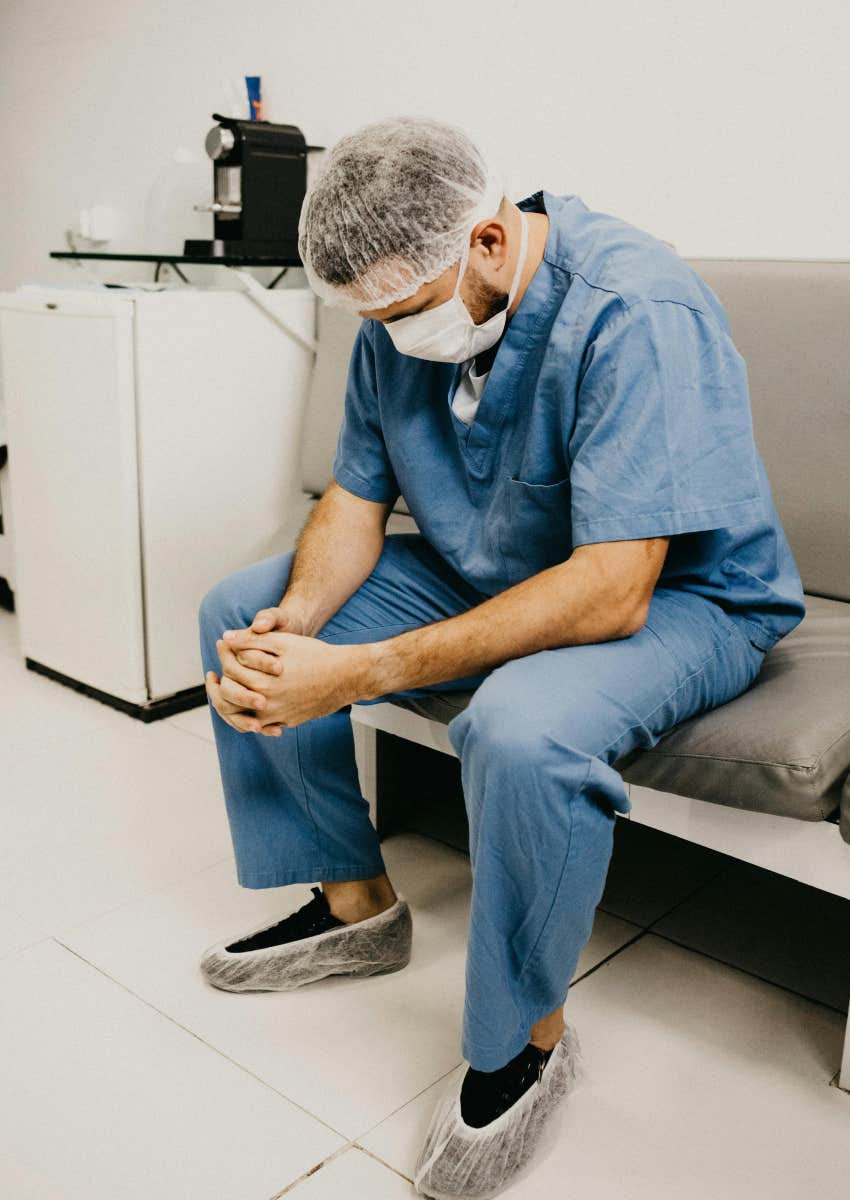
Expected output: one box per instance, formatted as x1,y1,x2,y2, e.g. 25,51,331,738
1,604,848,1199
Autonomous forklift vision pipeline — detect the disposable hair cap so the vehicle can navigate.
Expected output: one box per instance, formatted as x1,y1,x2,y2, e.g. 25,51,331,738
298,115,505,314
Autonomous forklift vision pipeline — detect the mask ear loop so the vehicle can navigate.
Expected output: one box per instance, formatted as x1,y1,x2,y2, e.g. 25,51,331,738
505,210,530,310
451,174,504,299
452,233,474,299
453,204,528,312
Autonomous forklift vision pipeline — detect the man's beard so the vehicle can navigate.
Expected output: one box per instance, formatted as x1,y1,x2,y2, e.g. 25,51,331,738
464,266,509,325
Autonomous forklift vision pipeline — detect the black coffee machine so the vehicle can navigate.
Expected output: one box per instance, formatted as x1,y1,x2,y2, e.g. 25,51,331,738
185,113,323,260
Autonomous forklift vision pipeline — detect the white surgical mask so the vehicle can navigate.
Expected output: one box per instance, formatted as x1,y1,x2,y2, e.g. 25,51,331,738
384,210,529,363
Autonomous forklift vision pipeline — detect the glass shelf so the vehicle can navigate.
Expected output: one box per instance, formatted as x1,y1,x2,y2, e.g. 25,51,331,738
49,250,301,288
50,252,300,267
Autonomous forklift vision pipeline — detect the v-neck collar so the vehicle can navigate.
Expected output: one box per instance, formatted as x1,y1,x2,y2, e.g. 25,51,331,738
446,189,570,476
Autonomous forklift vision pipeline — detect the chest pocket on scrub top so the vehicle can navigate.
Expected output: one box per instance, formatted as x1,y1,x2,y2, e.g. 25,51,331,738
502,474,573,584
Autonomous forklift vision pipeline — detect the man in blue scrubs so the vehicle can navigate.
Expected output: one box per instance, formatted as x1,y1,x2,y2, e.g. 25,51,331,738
199,116,805,1197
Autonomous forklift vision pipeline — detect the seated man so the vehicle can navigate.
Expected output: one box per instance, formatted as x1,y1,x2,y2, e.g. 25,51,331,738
198,115,805,1198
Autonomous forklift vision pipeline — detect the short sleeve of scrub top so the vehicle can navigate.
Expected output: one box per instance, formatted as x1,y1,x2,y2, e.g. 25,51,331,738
569,297,765,546
332,322,401,506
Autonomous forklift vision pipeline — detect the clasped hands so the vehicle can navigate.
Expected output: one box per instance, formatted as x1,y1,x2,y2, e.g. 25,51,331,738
205,605,375,736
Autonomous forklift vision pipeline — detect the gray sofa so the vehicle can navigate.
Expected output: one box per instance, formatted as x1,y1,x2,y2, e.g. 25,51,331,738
296,259,850,1088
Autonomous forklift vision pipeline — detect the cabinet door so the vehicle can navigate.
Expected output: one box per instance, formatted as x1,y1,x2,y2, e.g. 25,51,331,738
134,289,316,700
0,292,147,703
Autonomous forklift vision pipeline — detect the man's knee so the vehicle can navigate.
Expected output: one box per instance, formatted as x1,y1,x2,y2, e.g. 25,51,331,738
197,550,296,632
198,573,242,632
449,659,555,761
448,653,613,765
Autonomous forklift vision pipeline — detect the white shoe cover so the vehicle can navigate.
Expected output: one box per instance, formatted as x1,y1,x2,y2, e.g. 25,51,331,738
199,894,412,992
413,1023,583,1199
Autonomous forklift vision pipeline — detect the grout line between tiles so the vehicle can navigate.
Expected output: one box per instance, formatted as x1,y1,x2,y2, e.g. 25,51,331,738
572,856,770,989
593,843,733,931
115,711,217,747
641,863,733,933
0,935,50,962
267,1142,356,1198
647,929,850,1019
51,937,352,1145
162,717,217,746
634,862,850,1024
354,1142,415,1185
267,1142,416,1197
351,1058,465,1144
51,853,235,941
569,928,649,986
579,897,848,1030
569,926,848,1092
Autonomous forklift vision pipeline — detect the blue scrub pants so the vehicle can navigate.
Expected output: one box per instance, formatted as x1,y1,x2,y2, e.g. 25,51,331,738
198,532,765,1071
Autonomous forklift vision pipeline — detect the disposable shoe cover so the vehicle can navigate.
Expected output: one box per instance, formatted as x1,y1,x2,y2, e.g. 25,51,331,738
199,894,412,992
413,1022,583,1199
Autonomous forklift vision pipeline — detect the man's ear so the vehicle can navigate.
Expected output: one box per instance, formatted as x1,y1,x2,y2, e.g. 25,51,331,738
470,217,509,263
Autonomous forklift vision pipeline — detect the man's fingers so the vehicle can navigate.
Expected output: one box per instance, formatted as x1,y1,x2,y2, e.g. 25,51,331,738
205,672,262,733
205,671,241,714
216,639,280,696
222,629,283,651
233,648,283,675
218,671,268,712
229,711,263,733
251,607,287,632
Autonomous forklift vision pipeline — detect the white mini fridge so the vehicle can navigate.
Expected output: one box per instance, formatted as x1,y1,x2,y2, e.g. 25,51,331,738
0,283,317,719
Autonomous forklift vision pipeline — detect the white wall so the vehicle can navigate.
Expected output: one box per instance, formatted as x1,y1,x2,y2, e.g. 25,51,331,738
0,0,847,293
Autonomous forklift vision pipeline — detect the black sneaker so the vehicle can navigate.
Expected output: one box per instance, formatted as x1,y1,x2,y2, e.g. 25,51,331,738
460,1041,555,1128
225,886,345,953
199,885,413,992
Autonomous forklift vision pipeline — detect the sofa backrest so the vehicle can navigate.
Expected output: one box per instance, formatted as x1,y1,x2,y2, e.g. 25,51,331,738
300,260,850,600
687,260,848,602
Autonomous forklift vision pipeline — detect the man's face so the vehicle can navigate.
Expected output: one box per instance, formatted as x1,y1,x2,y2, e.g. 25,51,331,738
357,216,512,327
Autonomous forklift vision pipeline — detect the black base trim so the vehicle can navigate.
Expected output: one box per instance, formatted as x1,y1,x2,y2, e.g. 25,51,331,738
25,658,208,723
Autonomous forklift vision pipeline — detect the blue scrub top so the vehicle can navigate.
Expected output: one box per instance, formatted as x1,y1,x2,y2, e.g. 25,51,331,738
332,189,806,653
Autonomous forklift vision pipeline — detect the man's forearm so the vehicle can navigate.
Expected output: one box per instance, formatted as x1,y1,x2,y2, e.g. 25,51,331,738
282,482,390,636
361,550,645,699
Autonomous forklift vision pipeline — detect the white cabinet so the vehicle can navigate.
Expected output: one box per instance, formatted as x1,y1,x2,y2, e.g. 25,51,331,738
0,284,316,718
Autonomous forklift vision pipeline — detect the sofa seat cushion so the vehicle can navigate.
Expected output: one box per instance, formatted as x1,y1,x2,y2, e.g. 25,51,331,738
390,594,850,841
